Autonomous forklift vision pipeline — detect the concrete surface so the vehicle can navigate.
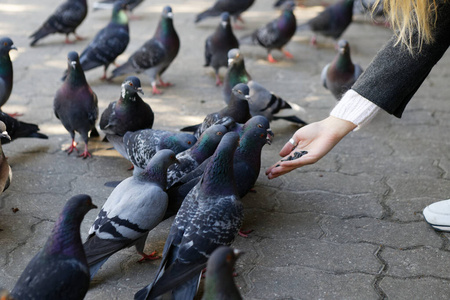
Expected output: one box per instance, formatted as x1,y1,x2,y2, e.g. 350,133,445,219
1,0,450,299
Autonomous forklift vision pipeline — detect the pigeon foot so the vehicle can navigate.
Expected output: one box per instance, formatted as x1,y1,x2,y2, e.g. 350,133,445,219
267,54,278,63
66,140,79,155
238,229,254,238
138,250,161,262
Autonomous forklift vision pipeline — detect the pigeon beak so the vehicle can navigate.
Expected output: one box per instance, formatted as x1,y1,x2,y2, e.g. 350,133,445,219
244,95,250,100
137,87,144,95
10,45,17,51
233,248,244,258
227,58,234,66
339,47,346,54
71,61,77,69
221,21,227,28
266,129,274,145
1,131,11,141
167,12,173,18
174,158,181,165
91,203,98,209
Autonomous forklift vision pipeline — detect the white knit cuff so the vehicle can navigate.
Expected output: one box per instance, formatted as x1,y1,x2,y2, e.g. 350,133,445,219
330,89,381,130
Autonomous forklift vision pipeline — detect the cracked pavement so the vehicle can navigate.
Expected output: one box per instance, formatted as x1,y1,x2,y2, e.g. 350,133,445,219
2,0,450,299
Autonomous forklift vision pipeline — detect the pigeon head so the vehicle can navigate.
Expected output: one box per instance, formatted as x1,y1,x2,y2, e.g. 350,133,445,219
0,37,17,55
0,121,11,142
337,40,350,55
65,51,87,83
227,48,242,66
141,149,179,186
231,83,250,100
239,116,274,150
163,133,197,153
220,12,231,28
206,246,243,278
280,0,296,11
192,124,228,162
121,76,143,101
112,0,129,25
162,6,173,19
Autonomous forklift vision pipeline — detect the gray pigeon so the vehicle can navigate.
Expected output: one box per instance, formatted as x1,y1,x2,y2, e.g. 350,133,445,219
62,0,130,81
83,150,178,279
110,6,180,95
122,129,197,168
201,246,243,300
297,0,354,46
166,124,228,188
225,49,307,125
195,0,255,26
54,51,99,158
99,76,154,153
10,194,97,300
204,12,239,86
0,38,17,110
134,132,242,300
181,83,251,139
30,0,88,46
321,39,363,99
0,121,11,195
240,1,296,62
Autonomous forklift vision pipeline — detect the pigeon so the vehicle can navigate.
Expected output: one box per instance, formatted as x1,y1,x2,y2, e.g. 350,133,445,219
134,132,242,300
224,49,307,125
54,51,99,158
240,1,296,63
223,48,251,103
204,12,239,86
0,38,16,111
297,0,354,46
110,6,180,95
121,129,197,169
181,83,251,138
100,76,154,153
29,0,88,46
166,124,228,188
62,0,130,81
321,39,363,99
0,112,48,145
201,246,243,300
195,0,255,26
0,121,11,195
10,194,97,300
93,0,144,11
83,150,178,279
167,116,273,218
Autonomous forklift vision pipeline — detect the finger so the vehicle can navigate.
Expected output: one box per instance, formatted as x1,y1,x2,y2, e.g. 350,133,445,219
279,138,297,157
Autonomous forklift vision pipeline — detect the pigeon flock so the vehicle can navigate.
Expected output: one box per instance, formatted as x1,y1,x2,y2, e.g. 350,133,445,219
0,0,385,298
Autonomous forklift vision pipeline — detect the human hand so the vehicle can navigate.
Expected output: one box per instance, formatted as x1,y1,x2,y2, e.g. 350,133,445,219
265,116,356,179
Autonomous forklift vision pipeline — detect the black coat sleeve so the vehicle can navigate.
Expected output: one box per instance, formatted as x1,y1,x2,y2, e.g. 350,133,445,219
352,1,450,118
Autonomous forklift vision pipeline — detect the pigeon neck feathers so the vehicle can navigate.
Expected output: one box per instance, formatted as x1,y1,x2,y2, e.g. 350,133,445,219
200,132,239,196
111,8,128,25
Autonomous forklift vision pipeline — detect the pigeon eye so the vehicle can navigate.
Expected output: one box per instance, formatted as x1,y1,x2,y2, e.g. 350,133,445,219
187,141,192,145
226,254,232,262
217,132,223,136
129,82,133,86
260,133,265,138
257,124,263,128
3,42,7,46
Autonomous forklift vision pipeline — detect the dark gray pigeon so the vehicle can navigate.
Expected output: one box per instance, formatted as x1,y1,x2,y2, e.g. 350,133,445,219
10,194,97,300
134,132,242,300
167,116,273,219
166,124,228,188
181,83,251,139
54,51,99,158
240,1,296,62
62,0,130,81
204,12,239,86
110,6,180,95
195,0,255,26
120,129,197,169
321,39,363,99
99,76,154,153
0,121,11,195
0,38,16,110
0,111,48,145
83,150,178,279
30,0,88,46
201,246,243,300
225,49,307,125
297,0,354,46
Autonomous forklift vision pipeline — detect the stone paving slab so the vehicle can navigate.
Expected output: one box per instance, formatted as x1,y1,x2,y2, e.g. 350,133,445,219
1,0,450,299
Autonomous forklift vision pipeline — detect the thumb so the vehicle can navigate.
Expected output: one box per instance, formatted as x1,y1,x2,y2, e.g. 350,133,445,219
279,138,297,157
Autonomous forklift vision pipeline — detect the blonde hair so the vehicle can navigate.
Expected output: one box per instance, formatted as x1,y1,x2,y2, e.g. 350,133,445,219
377,0,438,52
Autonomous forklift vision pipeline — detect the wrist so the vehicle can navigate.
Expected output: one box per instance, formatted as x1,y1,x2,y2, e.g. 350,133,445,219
321,116,357,139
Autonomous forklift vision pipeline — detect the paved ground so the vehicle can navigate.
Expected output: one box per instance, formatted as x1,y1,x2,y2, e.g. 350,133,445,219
1,0,450,299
